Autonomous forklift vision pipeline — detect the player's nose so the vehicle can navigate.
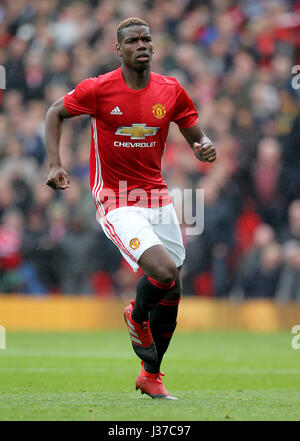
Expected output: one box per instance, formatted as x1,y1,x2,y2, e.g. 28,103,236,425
136,40,147,50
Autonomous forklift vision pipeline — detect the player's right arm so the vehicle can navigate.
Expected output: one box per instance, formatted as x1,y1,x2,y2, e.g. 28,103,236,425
45,77,97,190
45,97,74,190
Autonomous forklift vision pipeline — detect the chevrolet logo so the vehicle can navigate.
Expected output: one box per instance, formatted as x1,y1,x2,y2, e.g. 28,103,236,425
115,124,160,140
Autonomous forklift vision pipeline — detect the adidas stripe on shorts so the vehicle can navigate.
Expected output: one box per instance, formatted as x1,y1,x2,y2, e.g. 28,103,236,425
98,203,185,272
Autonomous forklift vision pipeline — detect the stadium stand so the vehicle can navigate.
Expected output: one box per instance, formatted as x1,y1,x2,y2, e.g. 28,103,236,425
0,0,299,299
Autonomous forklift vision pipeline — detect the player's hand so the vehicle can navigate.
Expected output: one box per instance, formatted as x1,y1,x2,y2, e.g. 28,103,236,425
46,165,70,190
192,140,216,163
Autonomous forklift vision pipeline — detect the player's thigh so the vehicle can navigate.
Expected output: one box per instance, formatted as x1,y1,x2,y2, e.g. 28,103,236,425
152,204,185,269
138,243,178,281
99,207,162,271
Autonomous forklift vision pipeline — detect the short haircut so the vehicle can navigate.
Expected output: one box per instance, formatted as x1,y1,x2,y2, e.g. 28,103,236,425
117,17,149,44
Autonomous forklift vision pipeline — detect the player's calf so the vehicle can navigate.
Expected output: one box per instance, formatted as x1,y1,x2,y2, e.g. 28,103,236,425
124,274,177,364
145,277,182,373
131,274,176,323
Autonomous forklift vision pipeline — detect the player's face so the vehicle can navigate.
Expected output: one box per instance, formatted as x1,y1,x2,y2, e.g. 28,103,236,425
116,25,154,71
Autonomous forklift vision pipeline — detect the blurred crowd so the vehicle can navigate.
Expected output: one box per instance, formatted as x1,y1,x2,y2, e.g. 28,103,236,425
0,0,300,300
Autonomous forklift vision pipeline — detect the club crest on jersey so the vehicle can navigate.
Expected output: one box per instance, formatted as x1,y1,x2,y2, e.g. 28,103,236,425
152,103,166,119
129,238,140,250
115,124,160,140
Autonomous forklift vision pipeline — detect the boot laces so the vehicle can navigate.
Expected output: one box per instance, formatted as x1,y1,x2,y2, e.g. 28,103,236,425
139,320,151,337
144,370,165,383
157,371,165,383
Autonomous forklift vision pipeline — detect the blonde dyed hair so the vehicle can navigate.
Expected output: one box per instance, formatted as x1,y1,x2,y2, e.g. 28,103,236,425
117,17,150,43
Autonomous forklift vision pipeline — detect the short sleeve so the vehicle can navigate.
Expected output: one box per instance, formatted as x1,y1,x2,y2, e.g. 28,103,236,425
63,77,97,116
172,81,198,129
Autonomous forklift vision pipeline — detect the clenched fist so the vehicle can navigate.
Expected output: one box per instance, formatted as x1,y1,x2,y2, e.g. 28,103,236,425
192,140,216,163
46,165,70,190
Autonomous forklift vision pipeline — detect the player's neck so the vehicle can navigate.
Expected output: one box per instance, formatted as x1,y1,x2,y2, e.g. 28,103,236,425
121,65,150,90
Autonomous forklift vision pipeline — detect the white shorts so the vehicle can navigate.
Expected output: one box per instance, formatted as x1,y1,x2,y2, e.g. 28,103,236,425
98,203,185,272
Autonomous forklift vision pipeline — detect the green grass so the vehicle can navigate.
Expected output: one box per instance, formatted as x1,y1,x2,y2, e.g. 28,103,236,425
0,331,299,421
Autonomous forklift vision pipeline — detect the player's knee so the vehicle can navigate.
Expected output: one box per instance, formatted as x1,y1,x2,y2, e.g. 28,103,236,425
152,262,177,284
164,277,182,300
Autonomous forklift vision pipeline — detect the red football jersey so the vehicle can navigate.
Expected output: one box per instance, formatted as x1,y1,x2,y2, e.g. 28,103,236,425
63,67,198,218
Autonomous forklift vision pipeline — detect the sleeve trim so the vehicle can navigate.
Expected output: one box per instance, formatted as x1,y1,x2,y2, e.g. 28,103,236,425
63,95,80,115
177,117,199,129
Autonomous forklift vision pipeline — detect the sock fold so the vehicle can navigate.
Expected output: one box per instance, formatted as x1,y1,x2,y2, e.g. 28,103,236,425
132,275,170,323
147,276,176,290
159,297,181,306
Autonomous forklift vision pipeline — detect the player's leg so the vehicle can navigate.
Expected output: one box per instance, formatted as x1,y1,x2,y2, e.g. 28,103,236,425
131,244,177,324
99,207,175,364
99,206,181,377
135,203,184,397
144,266,182,374
133,204,184,399
134,266,181,399
125,243,178,365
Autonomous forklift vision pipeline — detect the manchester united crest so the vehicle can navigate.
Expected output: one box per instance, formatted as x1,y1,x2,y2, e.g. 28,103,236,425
129,238,141,250
152,103,166,119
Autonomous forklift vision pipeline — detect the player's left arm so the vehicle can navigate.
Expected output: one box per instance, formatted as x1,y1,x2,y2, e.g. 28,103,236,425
180,121,216,163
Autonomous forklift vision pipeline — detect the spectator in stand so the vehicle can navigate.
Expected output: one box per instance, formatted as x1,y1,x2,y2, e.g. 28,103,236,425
231,223,277,299
0,209,25,293
280,199,300,243
0,135,38,188
275,241,300,302
19,208,48,295
233,107,262,198
282,114,300,202
251,137,287,231
57,214,96,295
233,240,282,299
183,174,238,297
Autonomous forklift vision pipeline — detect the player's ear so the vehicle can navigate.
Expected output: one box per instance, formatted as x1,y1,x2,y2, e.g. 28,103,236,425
115,43,122,57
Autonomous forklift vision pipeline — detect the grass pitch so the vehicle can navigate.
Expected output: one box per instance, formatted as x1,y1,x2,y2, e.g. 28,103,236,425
0,330,299,421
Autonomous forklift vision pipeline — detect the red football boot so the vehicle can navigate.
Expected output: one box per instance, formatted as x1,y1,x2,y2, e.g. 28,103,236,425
124,300,158,364
135,362,177,400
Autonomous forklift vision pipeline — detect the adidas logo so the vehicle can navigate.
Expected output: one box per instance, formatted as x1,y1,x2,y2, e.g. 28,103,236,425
110,106,123,115
125,315,142,345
